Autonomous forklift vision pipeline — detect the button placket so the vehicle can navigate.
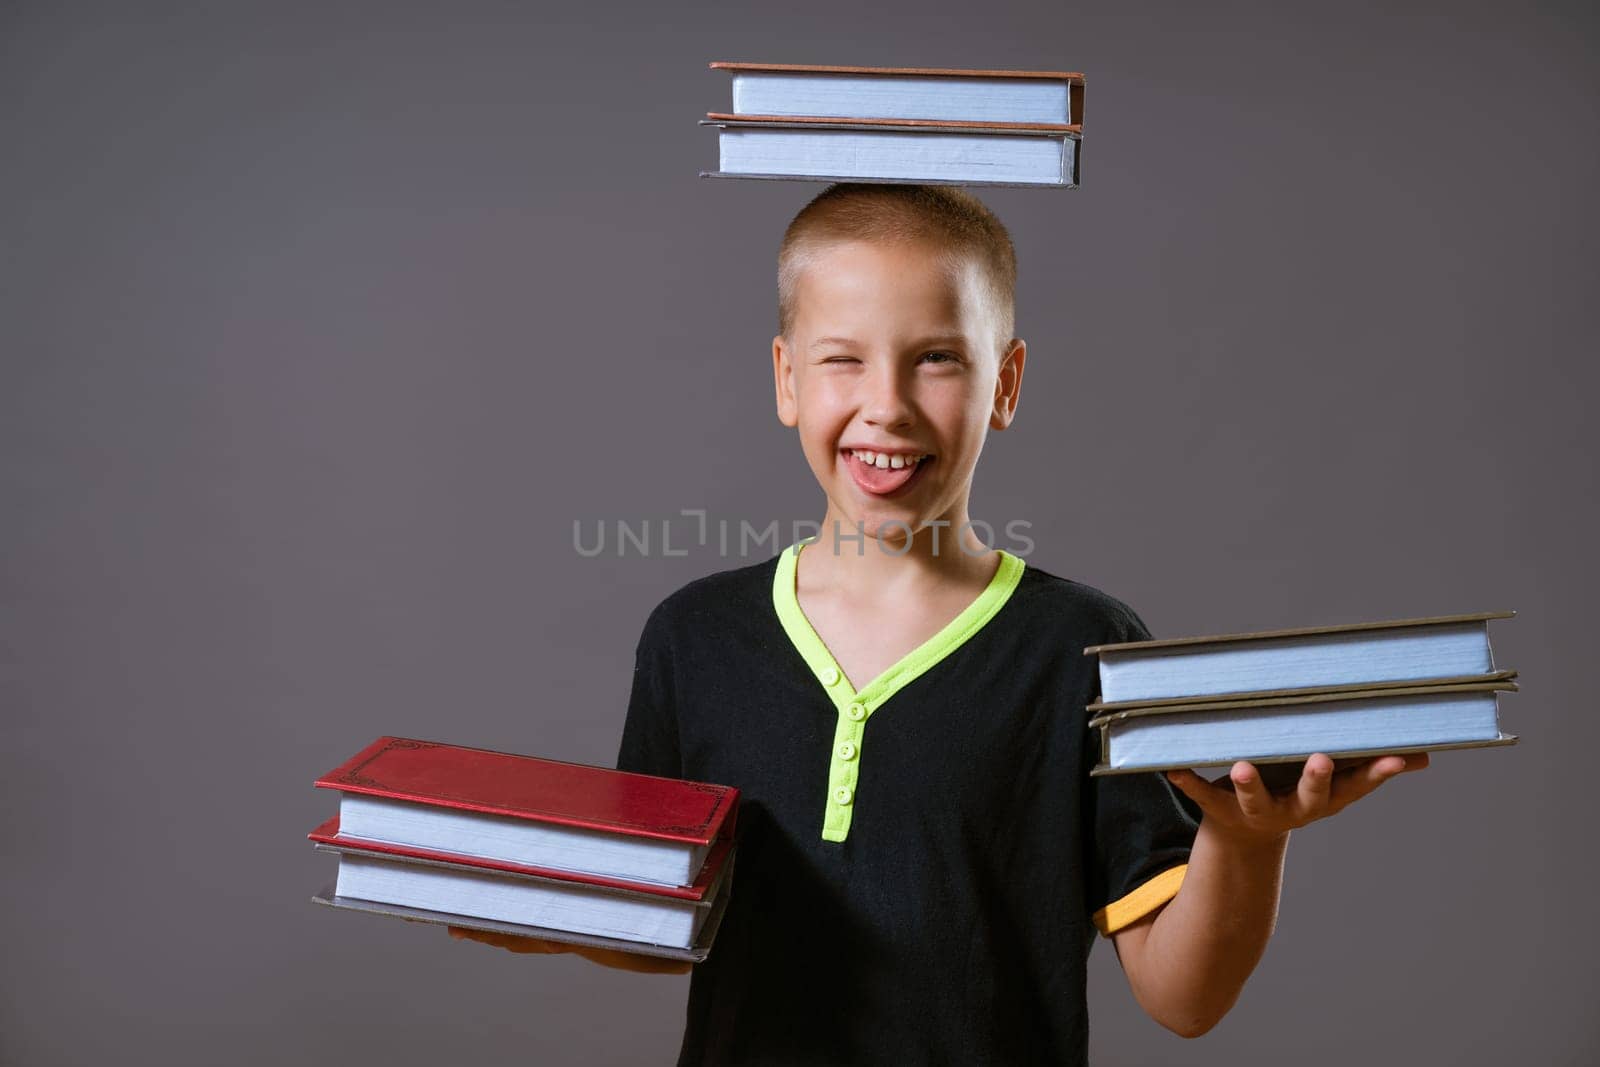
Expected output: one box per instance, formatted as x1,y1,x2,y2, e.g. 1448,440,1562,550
823,696,869,839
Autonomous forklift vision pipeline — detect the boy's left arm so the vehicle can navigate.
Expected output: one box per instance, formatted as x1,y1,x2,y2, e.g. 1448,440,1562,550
1111,750,1430,1038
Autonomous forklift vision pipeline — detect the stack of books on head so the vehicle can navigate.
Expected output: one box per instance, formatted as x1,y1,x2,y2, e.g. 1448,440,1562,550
699,61,1085,187
1083,612,1520,783
307,737,739,961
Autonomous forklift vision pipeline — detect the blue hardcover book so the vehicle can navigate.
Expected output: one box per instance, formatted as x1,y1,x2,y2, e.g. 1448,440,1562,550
699,61,1084,188
1084,611,1516,707
1087,680,1518,776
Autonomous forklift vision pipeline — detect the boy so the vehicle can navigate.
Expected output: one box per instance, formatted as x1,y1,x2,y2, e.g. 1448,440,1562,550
452,183,1427,1063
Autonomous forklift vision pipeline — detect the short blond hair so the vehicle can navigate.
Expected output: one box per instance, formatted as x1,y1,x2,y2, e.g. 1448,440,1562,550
777,183,1018,359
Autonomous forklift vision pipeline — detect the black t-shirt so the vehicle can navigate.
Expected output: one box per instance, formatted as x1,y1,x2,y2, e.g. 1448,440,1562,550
617,542,1199,1066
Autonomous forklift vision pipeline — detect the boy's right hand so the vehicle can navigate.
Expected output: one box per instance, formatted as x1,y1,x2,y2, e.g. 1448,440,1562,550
446,925,693,975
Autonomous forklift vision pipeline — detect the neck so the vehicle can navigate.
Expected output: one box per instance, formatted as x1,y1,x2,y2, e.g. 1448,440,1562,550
801,501,997,596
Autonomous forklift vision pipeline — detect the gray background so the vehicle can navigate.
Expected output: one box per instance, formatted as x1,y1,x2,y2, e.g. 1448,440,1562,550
3,1,1595,1064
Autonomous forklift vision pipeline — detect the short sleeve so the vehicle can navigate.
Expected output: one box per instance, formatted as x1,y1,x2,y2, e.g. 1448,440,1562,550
615,601,682,780
1085,604,1201,937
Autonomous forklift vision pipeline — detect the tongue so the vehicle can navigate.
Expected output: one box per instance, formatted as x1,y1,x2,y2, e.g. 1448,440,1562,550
849,453,920,495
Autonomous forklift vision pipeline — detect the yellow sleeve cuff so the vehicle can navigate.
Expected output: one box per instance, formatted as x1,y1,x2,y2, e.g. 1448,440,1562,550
1092,864,1187,937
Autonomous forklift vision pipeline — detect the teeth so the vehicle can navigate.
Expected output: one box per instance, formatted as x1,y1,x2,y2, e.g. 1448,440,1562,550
849,448,927,468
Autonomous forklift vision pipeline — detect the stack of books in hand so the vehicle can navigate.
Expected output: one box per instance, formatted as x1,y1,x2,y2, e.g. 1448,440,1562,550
699,61,1084,187
1083,612,1519,784
307,737,739,962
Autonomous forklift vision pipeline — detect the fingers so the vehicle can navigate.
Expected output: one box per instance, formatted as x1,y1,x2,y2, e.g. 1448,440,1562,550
1168,764,1288,824
444,927,690,972
1329,760,1391,811
1291,754,1335,821
447,926,566,954
1165,769,1230,821
572,945,694,975
1229,762,1274,820
1171,749,1431,834
1326,753,1424,810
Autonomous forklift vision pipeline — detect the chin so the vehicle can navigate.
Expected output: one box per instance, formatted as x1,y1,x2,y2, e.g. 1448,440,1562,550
844,507,934,543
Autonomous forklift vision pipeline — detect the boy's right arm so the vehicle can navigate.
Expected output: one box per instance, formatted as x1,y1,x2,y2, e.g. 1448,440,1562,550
445,925,692,975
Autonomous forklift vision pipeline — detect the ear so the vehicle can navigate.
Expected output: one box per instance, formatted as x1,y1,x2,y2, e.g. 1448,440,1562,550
989,338,1026,430
774,334,799,427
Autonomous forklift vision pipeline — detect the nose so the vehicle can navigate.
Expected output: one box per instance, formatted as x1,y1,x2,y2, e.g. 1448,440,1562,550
862,362,915,431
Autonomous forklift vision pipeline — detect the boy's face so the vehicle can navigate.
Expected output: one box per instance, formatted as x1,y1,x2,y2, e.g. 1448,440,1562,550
773,238,1024,550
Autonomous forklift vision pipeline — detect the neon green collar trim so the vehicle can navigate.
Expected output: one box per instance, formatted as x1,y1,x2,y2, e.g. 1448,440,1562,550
771,539,1026,842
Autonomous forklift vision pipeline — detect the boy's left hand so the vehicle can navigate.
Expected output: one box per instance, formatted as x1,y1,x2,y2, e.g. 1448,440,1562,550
1165,752,1429,846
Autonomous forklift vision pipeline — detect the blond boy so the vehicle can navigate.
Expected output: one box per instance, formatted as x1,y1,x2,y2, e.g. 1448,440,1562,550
454,184,1426,1064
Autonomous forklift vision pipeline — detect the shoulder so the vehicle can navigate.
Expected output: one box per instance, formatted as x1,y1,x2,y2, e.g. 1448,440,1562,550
1005,555,1155,647
636,553,783,650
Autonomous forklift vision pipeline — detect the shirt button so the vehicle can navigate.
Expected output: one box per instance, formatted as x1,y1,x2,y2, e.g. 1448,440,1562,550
846,703,866,721
820,667,840,686
836,741,858,761
833,786,853,805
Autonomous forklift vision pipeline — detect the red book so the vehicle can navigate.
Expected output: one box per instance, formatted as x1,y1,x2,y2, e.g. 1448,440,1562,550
309,814,738,960
307,814,733,902
314,736,738,887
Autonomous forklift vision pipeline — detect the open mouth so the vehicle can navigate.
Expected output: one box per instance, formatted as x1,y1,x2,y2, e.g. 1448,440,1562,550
842,448,934,498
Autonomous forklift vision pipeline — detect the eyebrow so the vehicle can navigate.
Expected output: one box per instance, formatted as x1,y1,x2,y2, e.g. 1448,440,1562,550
810,334,968,351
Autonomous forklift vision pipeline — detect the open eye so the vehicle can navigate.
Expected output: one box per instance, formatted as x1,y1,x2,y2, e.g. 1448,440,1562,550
921,351,960,364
